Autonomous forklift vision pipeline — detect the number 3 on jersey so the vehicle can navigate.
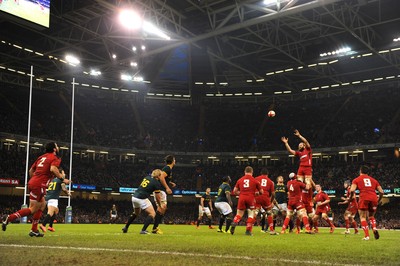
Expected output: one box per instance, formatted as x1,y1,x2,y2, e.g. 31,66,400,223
243,179,250,188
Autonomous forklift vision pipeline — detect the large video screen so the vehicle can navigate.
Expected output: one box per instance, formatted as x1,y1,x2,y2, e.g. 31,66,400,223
0,0,50,28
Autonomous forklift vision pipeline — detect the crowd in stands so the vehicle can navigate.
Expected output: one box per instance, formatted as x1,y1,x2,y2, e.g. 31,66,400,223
1,84,400,152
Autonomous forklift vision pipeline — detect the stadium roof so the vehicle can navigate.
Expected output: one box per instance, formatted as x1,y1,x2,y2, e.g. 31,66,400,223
0,0,400,96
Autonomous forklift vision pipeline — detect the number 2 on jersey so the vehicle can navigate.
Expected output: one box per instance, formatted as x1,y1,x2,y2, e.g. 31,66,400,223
38,157,46,167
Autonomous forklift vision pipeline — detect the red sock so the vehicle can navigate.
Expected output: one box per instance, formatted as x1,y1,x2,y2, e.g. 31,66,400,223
296,218,301,230
282,217,290,231
246,217,254,232
302,216,310,230
361,220,369,238
268,215,274,231
31,210,43,232
8,208,32,222
369,217,377,231
233,215,241,224
352,221,358,231
324,217,334,228
314,220,319,230
345,219,350,230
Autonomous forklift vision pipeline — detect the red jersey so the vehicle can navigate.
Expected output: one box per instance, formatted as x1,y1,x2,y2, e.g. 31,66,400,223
28,152,61,188
295,147,312,167
287,179,306,203
302,187,314,205
235,174,262,196
314,191,330,206
255,175,274,198
346,187,358,207
352,174,380,201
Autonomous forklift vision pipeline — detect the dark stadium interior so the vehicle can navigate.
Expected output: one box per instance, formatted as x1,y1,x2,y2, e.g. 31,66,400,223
1,0,400,229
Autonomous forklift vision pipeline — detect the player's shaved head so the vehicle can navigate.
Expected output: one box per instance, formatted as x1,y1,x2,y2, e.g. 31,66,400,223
152,169,162,178
244,166,253,174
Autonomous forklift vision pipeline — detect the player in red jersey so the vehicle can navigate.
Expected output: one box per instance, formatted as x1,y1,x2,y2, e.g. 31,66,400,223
338,180,359,234
230,166,263,236
281,129,313,183
296,177,315,234
254,168,276,235
2,142,70,237
312,184,335,233
280,173,313,234
350,165,384,240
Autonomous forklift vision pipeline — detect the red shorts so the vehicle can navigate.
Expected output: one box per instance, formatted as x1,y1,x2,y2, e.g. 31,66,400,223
28,184,46,202
346,203,358,215
315,206,329,216
304,203,314,214
255,197,272,210
237,195,256,210
358,199,378,213
287,200,305,211
297,166,312,176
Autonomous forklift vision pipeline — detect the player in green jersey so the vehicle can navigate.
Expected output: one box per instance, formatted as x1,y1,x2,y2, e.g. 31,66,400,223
122,169,163,234
214,176,233,233
40,168,70,233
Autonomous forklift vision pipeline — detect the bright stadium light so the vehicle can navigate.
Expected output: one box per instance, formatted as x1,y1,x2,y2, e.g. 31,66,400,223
90,70,101,76
320,47,351,57
65,54,80,65
121,74,132,81
132,46,137,52
394,37,400,42
119,9,142,29
112,54,117,59
141,45,146,50
142,21,171,40
130,62,138,67
133,76,143,82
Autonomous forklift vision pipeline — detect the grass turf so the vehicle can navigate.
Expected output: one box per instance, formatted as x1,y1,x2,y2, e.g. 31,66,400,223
0,224,399,265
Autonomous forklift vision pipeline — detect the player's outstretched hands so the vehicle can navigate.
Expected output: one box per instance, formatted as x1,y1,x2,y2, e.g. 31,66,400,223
294,129,300,136
281,137,288,143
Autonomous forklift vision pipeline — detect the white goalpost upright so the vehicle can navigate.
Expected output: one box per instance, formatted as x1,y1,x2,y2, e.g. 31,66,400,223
65,77,76,223
21,65,34,223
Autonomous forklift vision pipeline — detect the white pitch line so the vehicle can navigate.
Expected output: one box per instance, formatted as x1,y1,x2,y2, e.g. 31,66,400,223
0,244,362,266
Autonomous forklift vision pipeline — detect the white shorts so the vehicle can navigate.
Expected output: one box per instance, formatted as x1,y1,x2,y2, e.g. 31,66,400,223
111,214,117,218
132,196,152,210
154,191,167,208
214,202,232,216
199,205,212,217
272,203,288,212
47,199,59,208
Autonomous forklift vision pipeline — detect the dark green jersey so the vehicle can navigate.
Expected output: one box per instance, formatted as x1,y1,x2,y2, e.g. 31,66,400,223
215,182,231,203
160,165,173,191
201,193,212,208
275,183,287,204
46,178,64,201
133,175,162,199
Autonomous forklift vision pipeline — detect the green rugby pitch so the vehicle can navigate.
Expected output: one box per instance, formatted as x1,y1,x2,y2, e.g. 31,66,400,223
0,224,399,265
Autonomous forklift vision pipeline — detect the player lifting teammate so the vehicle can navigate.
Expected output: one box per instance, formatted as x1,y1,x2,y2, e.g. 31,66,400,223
338,180,359,234
281,173,313,234
152,155,176,234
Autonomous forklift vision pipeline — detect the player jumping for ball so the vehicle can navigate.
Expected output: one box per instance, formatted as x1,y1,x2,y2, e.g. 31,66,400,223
281,129,312,184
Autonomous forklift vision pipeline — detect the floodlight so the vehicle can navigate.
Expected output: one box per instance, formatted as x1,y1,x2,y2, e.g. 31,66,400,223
133,76,144,82
130,62,138,67
65,55,80,65
142,21,171,40
141,45,146,50
90,70,101,76
121,74,132,81
112,54,117,59
132,46,137,52
119,10,142,29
